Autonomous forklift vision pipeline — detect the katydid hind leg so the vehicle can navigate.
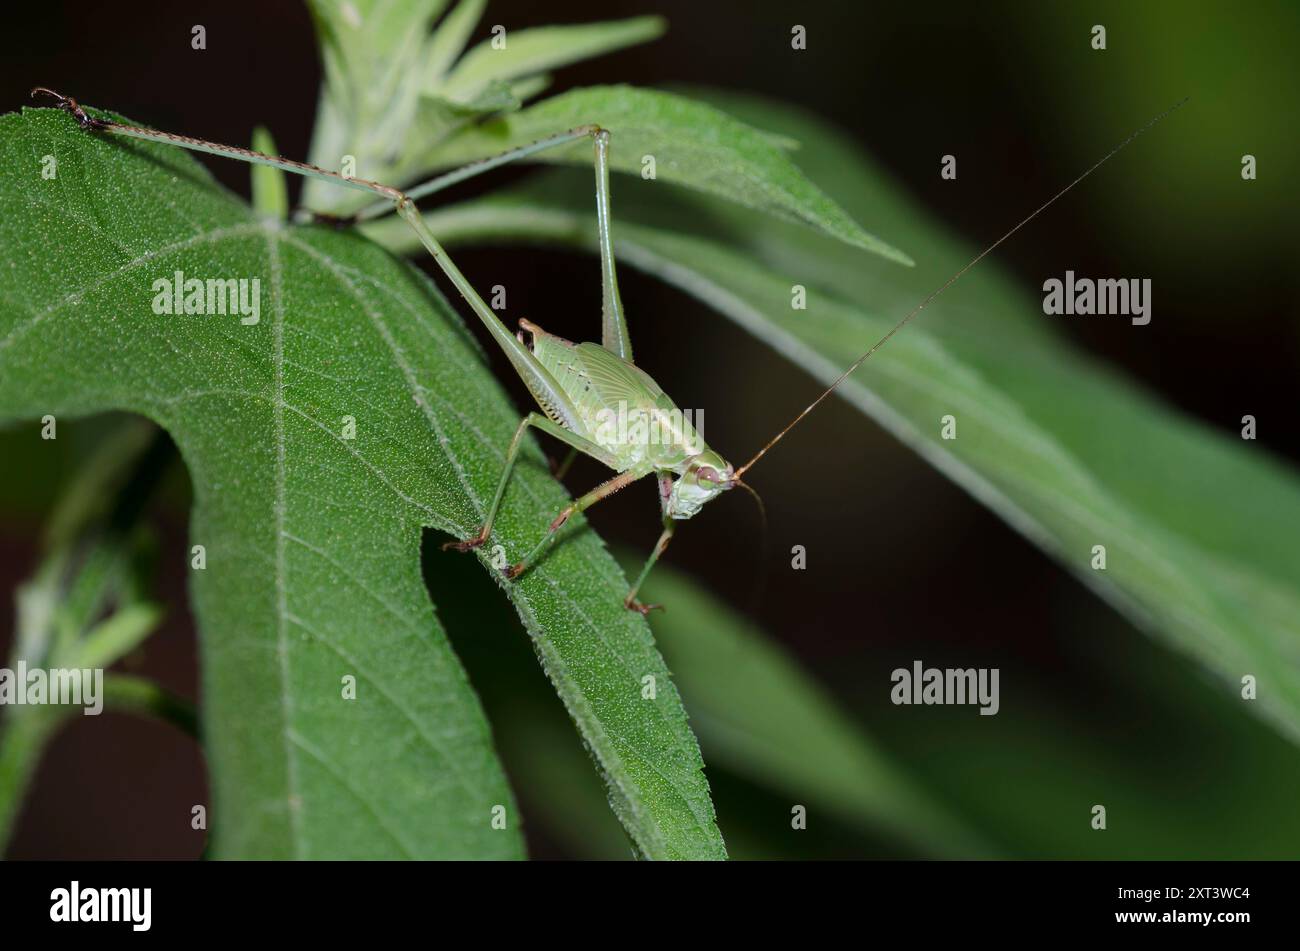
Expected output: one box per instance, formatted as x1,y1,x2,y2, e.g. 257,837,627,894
594,130,634,362
396,200,591,436
392,119,633,360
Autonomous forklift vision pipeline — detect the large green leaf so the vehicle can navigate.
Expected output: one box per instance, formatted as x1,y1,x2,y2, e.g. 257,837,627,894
365,101,1300,745
424,85,912,265
0,106,725,859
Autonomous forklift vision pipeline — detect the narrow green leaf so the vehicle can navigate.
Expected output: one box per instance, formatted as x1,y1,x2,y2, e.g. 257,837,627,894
414,82,522,142
0,706,59,853
0,107,725,859
250,127,289,221
425,0,488,86
441,17,667,102
426,85,913,264
79,602,165,670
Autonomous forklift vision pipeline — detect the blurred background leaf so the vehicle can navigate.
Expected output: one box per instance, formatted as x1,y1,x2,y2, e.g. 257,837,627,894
632,562,994,858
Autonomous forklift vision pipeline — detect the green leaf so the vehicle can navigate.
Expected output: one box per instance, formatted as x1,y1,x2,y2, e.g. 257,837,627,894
307,0,447,126
309,0,449,94
441,17,667,102
368,150,1300,745
101,674,199,739
425,85,913,264
635,563,995,857
413,82,524,146
424,0,486,85
79,602,165,670
304,6,664,218
304,0,453,214
0,106,725,859
877,643,1300,859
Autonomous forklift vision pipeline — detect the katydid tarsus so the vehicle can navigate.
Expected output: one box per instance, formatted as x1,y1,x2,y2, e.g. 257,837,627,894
30,88,1185,614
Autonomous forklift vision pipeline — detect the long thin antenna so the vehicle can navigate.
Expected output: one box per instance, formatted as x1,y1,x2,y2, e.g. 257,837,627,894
735,97,1189,478
733,477,771,621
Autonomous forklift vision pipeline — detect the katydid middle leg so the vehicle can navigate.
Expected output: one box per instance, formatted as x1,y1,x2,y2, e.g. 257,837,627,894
505,463,654,580
352,124,603,221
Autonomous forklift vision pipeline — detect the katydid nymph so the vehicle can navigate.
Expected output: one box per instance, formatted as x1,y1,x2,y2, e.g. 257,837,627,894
30,88,1185,614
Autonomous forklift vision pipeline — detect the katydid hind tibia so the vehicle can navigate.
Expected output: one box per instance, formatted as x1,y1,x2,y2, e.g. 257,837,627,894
30,87,1185,614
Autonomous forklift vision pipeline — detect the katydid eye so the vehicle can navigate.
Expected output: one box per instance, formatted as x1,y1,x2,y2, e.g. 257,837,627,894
697,466,720,484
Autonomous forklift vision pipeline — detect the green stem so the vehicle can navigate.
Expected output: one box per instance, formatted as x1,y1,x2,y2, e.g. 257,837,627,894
0,708,63,855
102,675,199,739
0,675,197,856
0,421,176,853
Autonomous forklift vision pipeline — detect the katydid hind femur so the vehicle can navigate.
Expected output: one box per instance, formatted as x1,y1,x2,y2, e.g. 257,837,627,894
29,87,1185,614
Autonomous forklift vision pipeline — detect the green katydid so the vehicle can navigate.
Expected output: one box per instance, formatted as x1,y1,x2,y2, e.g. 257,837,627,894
30,88,1185,614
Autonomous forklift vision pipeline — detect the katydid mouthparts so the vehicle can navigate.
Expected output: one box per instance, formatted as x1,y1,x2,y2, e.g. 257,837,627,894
30,87,1185,614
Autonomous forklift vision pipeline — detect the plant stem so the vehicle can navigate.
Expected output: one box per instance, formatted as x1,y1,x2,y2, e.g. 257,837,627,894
0,707,62,855
102,675,199,739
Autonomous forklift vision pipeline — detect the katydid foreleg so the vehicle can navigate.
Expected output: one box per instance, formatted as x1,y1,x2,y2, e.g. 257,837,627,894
622,474,678,614
443,411,619,553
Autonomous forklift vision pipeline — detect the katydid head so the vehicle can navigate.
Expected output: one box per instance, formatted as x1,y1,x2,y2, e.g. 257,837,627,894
666,450,735,519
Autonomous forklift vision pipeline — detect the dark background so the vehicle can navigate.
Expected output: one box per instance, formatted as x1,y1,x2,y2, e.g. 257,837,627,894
1,1,1297,858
